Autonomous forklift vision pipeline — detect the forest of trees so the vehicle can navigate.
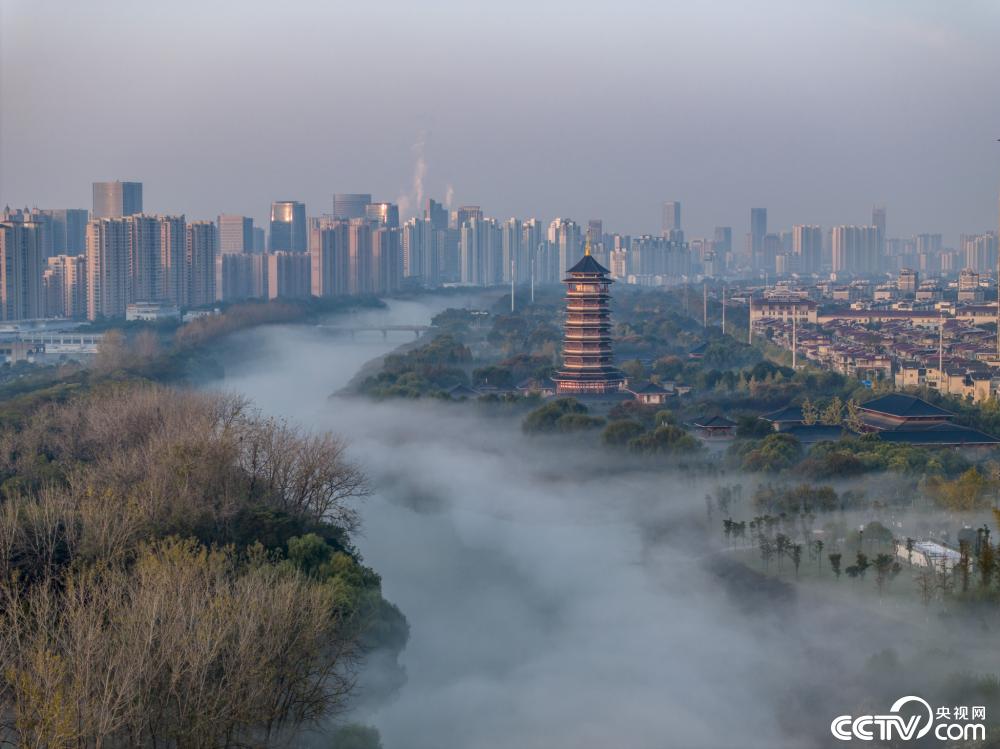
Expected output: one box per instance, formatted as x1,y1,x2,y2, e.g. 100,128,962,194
0,385,405,747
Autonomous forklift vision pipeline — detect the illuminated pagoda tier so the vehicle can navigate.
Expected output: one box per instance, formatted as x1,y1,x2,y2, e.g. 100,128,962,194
552,242,625,395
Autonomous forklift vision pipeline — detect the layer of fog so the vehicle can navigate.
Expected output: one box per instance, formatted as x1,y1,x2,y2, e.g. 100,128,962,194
208,297,1000,749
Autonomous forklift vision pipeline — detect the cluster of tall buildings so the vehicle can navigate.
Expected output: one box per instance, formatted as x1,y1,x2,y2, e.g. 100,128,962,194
3,183,994,323
728,202,998,280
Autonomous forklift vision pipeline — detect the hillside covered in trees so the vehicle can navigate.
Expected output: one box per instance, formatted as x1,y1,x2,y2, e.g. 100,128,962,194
0,385,405,747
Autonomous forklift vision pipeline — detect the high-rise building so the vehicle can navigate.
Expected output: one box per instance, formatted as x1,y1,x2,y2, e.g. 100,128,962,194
522,219,550,284
0,221,44,320
128,215,162,303
750,208,767,267
792,225,822,273
424,199,448,231
252,227,266,253
39,209,88,255
832,225,881,275
266,251,311,299
333,194,372,220
371,226,402,293
548,218,582,279
86,218,130,320
269,201,307,251
159,215,187,306
402,217,442,285
502,218,526,283
460,217,502,286
218,214,253,254
552,248,624,395
713,227,733,263
220,253,267,302
365,202,400,229
311,219,349,297
347,219,372,295
662,202,682,240
43,254,87,318
92,181,143,218
872,205,887,253
962,233,998,274
455,206,483,229
187,221,217,307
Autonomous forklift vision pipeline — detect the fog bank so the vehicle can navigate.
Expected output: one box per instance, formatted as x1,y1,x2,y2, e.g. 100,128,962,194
208,298,1000,748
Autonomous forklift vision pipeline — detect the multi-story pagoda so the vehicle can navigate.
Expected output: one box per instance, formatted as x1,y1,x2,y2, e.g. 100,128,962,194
552,241,625,395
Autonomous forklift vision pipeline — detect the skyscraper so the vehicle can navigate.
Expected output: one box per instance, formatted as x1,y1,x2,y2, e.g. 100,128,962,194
424,199,448,231
252,227,266,252
43,254,87,319
311,218,349,297
39,209,88,255
218,214,254,254
266,252,311,299
187,221,217,307
365,202,400,229
128,215,162,303
347,219,372,295
92,181,143,218
333,194,372,220
159,215,187,306
0,221,44,320
662,202,682,239
713,227,733,257
86,218,130,320
460,217,502,286
269,201,306,251
456,206,483,229
792,225,822,273
502,217,526,283
832,225,881,275
750,208,767,268
548,218,582,279
371,226,402,293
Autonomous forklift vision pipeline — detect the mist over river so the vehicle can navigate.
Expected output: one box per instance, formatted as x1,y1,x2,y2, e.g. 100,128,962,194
203,297,997,749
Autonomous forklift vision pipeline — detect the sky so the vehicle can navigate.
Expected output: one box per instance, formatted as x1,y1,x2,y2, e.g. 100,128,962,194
2,0,1000,244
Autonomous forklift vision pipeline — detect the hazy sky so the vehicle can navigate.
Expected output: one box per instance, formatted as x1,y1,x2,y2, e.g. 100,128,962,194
2,0,999,244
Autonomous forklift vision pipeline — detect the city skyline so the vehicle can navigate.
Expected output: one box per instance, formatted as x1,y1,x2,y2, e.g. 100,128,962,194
3,0,1000,242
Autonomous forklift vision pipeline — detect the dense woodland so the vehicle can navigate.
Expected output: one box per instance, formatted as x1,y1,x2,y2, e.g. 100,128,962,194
0,295,402,748
0,385,406,747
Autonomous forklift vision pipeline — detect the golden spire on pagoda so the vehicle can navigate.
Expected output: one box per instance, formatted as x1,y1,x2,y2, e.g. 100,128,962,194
584,235,592,256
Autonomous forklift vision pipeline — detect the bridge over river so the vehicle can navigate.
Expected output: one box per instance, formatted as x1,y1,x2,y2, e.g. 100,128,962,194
316,323,433,340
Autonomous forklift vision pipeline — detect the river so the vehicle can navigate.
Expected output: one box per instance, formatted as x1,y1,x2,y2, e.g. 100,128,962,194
203,296,982,749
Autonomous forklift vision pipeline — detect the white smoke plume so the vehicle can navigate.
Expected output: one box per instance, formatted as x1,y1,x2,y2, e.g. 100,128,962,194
397,131,428,220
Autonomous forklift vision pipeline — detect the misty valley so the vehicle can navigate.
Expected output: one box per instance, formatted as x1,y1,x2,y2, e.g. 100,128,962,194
190,291,1000,748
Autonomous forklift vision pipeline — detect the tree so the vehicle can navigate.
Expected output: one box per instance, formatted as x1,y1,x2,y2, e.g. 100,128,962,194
958,540,972,593
801,398,818,426
928,468,989,511
628,424,701,455
602,419,645,447
811,539,824,571
905,537,915,565
845,399,865,433
791,544,803,578
873,553,901,597
828,552,842,579
977,536,995,589
915,567,936,608
759,536,775,572
820,397,844,426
